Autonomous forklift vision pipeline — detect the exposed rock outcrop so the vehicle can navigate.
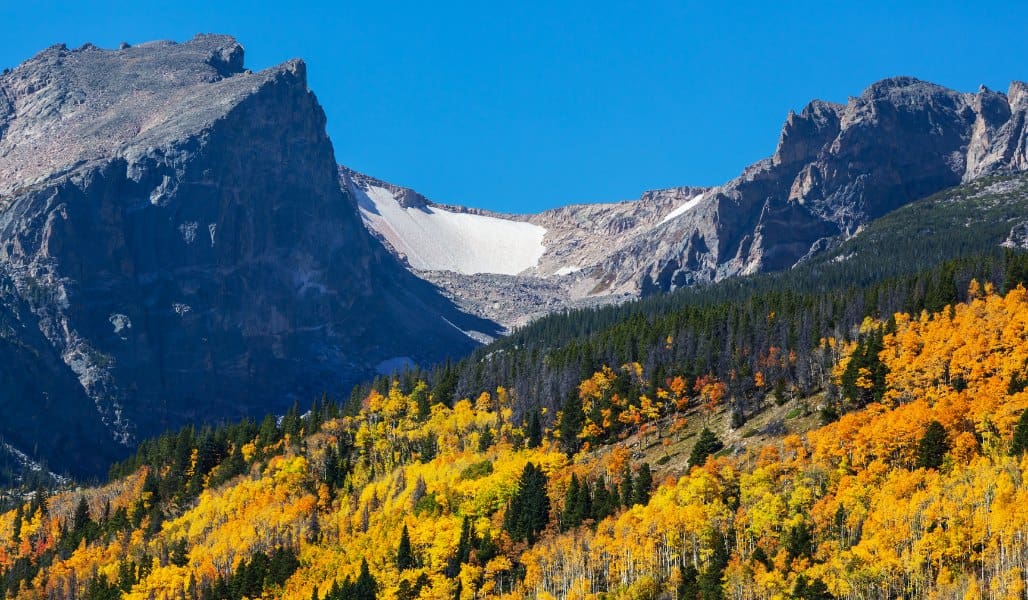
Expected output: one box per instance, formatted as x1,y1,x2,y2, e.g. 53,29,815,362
356,77,1028,324
0,35,499,476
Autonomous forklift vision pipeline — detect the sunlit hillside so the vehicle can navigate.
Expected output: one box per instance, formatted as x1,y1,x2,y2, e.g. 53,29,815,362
3,285,1028,600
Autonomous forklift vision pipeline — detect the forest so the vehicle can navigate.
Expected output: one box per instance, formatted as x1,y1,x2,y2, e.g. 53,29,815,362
1,175,1028,600
1,270,1028,599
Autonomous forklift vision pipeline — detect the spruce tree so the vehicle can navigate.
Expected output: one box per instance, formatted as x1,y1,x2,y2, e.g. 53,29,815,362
633,463,653,506
527,410,543,449
592,479,614,521
697,536,728,600
72,496,91,534
677,563,699,600
563,474,582,530
559,393,585,455
689,428,723,468
354,559,377,600
619,469,634,508
503,462,551,543
396,524,415,571
1011,410,1028,456
916,420,949,470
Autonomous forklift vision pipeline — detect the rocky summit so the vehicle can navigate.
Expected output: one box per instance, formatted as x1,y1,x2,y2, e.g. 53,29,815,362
0,35,499,476
355,77,1028,326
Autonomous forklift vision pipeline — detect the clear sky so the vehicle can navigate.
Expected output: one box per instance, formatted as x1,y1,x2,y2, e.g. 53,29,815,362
2,1,1026,213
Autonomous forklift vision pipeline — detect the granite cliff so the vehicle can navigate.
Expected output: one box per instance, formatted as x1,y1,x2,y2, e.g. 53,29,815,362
0,35,498,477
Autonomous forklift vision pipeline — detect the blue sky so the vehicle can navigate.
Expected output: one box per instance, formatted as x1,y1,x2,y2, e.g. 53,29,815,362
2,1,1026,213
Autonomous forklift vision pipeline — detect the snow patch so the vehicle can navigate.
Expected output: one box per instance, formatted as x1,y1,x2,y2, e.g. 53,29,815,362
2,443,70,485
659,193,706,225
553,266,582,276
109,313,132,335
357,185,546,275
179,221,198,244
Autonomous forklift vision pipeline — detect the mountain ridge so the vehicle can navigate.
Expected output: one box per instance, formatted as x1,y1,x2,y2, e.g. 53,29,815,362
0,35,499,478
354,76,1028,326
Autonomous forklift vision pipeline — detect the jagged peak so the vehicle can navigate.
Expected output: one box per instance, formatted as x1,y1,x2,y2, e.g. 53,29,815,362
339,165,431,209
1009,81,1028,109
861,75,935,95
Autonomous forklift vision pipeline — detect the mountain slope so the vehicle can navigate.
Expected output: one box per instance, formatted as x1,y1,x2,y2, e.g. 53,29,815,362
2,283,1028,600
0,35,499,478
354,78,1028,325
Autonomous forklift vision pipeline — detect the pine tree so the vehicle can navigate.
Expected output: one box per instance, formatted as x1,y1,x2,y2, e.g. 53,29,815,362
793,575,834,600
698,536,728,600
396,524,416,570
633,463,653,505
677,563,699,600
916,420,949,469
619,468,634,508
1012,409,1028,455
689,428,723,468
559,393,585,455
563,474,592,530
354,559,377,600
592,479,614,521
527,410,543,449
503,462,551,543
72,496,91,534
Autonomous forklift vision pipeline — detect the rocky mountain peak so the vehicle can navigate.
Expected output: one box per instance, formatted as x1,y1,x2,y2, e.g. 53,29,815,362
0,35,496,477
1009,81,1028,110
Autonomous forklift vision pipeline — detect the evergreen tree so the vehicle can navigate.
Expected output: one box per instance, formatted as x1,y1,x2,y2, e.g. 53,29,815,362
412,383,431,421
559,392,585,455
591,479,615,521
527,410,543,449
697,536,728,600
619,469,633,508
503,462,551,543
354,559,377,600
793,575,834,600
562,474,592,530
689,428,723,468
396,524,416,570
783,521,814,561
677,563,700,600
916,420,949,469
633,463,653,506
1011,409,1028,456
72,496,91,534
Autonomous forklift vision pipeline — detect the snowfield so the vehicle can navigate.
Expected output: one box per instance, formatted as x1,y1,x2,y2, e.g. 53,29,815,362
357,184,547,275
659,193,706,225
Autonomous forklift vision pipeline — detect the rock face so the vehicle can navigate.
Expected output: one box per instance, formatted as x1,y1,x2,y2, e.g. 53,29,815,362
0,35,498,477
356,77,1028,324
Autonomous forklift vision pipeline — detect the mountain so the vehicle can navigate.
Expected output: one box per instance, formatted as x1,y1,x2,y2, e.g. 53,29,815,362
0,35,499,478
354,77,1028,326
380,171,1028,426
3,256,1028,600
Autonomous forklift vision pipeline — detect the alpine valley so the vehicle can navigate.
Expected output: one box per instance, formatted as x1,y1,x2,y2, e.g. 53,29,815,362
1,33,1028,600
